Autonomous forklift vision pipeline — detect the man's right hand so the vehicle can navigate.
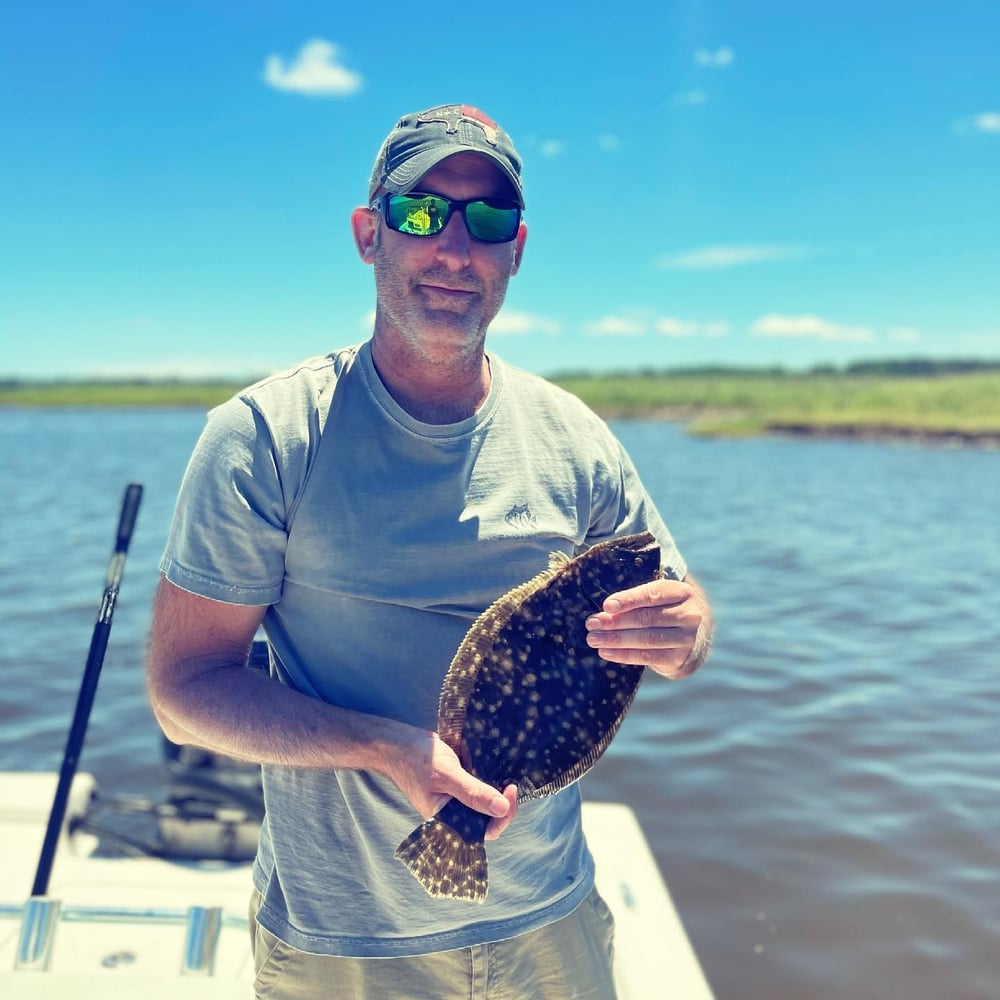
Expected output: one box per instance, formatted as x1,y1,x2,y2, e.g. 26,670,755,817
381,729,518,839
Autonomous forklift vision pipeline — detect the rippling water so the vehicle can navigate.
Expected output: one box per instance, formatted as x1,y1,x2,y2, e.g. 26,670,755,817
2,408,998,999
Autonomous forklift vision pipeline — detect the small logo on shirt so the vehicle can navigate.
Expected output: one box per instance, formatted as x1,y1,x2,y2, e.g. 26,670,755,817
504,504,536,529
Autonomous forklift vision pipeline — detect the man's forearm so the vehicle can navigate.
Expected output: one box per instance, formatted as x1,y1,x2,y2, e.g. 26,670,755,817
149,653,420,774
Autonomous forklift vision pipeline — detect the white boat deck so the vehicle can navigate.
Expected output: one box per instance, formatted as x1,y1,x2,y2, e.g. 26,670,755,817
0,773,713,998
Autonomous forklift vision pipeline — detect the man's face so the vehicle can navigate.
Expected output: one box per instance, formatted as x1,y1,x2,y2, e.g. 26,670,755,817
354,152,527,369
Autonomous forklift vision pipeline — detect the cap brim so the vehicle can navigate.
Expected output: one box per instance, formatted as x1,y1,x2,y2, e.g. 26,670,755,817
381,148,525,208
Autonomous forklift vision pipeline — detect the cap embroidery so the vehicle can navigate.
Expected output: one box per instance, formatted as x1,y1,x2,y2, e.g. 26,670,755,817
416,105,500,146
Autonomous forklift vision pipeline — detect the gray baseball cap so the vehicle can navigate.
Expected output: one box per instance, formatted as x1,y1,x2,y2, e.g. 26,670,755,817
368,104,524,208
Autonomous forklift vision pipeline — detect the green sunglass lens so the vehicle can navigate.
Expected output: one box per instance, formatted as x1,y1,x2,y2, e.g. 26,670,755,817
465,201,519,242
388,195,448,236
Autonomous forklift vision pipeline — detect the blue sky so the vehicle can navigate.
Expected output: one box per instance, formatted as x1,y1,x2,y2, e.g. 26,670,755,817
2,1,998,379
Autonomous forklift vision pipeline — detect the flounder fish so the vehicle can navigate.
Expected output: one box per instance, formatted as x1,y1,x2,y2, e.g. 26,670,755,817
395,531,662,902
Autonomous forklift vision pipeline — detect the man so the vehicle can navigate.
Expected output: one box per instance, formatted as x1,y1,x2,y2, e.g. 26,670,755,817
148,104,712,999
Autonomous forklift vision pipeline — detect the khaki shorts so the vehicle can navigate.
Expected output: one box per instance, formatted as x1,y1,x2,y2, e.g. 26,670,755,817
249,887,617,1000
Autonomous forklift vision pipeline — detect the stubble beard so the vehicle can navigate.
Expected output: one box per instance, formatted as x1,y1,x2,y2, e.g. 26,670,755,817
372,258,509,371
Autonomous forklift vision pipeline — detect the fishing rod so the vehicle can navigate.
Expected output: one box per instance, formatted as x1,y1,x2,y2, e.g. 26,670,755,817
30,483,144,898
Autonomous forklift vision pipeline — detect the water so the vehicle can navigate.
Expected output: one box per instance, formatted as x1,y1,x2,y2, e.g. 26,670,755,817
2,408,998,999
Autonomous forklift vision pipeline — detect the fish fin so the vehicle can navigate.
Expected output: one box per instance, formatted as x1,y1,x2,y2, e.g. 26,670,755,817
395,817,489,903
547,550,571,570
520,665,646,802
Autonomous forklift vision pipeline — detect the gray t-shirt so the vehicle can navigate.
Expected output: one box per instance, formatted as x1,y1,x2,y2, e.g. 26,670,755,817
161,341,686,956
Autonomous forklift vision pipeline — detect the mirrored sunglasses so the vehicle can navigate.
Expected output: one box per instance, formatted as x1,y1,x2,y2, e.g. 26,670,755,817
379,193,521,244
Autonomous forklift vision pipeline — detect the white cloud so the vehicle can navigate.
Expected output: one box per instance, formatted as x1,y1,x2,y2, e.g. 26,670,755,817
491,310,561,336
954,110,1000,134
887,326,922,343
673,89,708,107
655,317,731,338
695,47,733,68
655,317,698,337
581,314,731,338
264,39,362,96
972,111,1000,133
583,315,648,337
597,133,621,152
540,140,566,157
656,244,806,270
751,314,875,343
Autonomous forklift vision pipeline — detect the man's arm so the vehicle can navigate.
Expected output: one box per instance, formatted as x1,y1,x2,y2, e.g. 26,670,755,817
584,573,713,679
147,577,514,833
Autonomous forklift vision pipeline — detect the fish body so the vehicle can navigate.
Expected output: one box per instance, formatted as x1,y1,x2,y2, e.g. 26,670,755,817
395,531,661,902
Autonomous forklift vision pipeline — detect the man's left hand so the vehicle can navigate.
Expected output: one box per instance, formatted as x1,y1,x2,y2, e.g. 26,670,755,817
585,575,712,679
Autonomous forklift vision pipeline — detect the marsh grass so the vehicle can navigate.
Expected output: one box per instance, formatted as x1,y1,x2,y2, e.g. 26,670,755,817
552,370,1000,438
2,367,998,440
0,380,247,408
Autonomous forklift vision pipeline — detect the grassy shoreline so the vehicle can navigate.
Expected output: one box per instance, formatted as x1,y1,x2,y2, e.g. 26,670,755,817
3,365,999,445
552,368,1000,444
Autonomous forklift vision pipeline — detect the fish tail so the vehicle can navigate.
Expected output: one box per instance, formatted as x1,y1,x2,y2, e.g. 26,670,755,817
395,801,490,903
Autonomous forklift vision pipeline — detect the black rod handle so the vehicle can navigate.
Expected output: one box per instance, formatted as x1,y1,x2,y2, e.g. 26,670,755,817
30,483,144,898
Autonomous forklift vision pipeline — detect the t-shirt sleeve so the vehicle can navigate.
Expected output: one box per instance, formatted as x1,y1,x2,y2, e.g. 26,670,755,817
159,397,290,606
585,432,688,583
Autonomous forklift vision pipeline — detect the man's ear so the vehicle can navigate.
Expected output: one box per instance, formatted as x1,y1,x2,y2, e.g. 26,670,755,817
351,207,378,264
509,222,528,275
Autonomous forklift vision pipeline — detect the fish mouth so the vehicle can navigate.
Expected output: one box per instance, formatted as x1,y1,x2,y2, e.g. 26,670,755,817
622,531,659,555
619,531,658,552
585,530,658,556
589,532,660,585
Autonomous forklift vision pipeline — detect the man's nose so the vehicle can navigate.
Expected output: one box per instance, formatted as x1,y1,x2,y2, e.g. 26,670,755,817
433,209,472,265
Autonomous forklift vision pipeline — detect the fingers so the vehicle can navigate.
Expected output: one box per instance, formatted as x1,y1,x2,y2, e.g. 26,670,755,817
485,785,519,841
428,781,516,841
585,613,702,647
392,730,510,822
602,577,692,614
584,620,701,676
589,643,696,678
452,774,511,820
434,753,510,822
585,579,698,639
584,577,706,678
